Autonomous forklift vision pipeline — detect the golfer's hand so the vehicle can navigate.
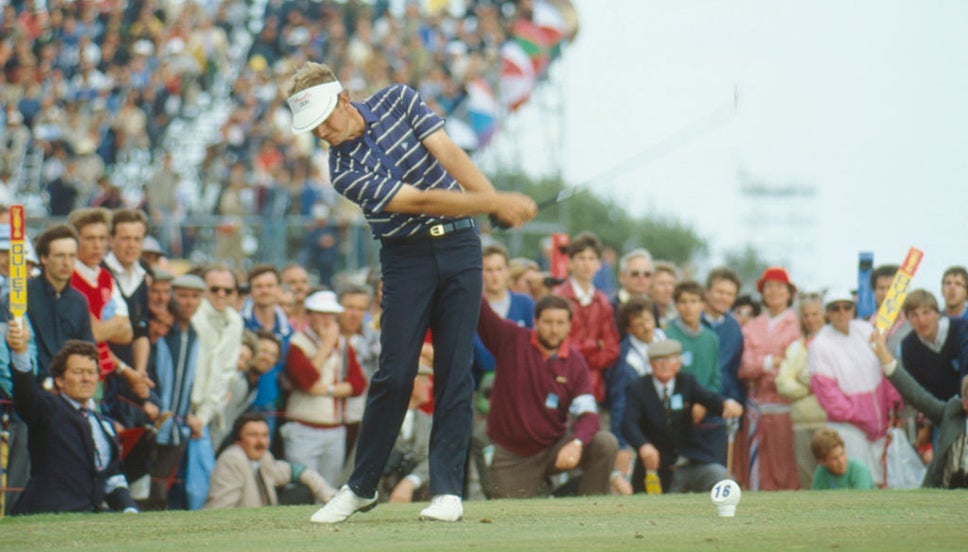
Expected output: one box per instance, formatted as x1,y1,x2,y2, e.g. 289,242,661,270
492,192,537,228
722,399,743,419
555,440,583,471
639,443,660,471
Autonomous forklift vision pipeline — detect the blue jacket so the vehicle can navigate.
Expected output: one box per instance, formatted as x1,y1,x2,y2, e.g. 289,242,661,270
24,276,95,380
702,312,745,404
605,336,650,448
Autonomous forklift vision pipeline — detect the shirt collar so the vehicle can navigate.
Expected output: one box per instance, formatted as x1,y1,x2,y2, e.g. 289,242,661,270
919,316,950,352
702,311,725,326
354,101,379,124
672,317,701,336
629,334,658,360
652,377,675,398
104,251,145,278
569,277,596,307
530,330,569,359
61,393,97,412
73,260,102,285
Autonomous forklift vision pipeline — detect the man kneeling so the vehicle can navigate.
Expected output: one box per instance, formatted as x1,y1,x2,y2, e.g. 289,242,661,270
205,413,336,508
478,294,618,498
622,339,743,493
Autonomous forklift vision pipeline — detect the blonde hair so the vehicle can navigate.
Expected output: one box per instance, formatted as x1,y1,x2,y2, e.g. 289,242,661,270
284,62,339,98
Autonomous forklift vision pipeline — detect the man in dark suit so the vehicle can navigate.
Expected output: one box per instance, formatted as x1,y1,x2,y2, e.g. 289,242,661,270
872,330,968,488
622,339,743,493
8,329,138,515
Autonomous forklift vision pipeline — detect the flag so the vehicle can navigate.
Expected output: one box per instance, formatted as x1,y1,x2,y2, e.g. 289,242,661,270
511,17,551,74
465,78,499,146
499,41,536,111
533,1,566,52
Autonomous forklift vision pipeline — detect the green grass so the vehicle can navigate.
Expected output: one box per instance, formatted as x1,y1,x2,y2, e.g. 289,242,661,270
0,491,962,551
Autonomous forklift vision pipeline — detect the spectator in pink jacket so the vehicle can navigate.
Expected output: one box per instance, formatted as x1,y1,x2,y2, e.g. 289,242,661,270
808,288,901,487
735,266,801,490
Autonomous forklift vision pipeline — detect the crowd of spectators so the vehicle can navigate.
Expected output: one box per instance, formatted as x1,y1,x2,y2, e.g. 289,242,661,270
3,0,968,518
3,201,968,515
2,0,572,274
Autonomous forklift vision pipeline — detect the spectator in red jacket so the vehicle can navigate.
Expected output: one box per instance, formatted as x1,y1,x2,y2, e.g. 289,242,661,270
552,232,620,404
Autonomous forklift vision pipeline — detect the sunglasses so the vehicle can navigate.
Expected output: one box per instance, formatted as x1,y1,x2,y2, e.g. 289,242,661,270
828,303,854,313
209,286,236,295
628,270,653,278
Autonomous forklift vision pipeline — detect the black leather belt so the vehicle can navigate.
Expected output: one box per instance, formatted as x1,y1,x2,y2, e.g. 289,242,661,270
382,219,476,243
427,218,475,237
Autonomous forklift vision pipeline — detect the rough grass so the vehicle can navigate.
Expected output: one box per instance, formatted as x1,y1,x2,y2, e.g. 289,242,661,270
0,490,962,551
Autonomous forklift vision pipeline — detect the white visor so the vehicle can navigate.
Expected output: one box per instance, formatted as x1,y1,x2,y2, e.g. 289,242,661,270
288,81,343,134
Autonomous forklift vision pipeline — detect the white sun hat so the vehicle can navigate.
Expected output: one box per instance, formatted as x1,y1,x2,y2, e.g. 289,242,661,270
288,80,344,134
304,290,344,314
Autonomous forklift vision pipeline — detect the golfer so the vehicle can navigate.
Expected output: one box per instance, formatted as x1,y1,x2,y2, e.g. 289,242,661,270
285,62,536,523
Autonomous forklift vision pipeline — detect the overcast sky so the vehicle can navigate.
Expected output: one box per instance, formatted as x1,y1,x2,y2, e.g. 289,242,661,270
490,0,968,296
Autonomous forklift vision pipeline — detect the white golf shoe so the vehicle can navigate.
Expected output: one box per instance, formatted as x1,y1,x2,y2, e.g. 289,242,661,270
310,485,378,524
419,494,463,522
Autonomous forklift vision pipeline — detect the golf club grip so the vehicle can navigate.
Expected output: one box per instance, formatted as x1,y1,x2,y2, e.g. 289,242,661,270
489,213,511,230
490,191,563,230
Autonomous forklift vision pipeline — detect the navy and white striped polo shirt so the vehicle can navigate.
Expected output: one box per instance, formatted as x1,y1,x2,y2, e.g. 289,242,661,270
329,84,465,239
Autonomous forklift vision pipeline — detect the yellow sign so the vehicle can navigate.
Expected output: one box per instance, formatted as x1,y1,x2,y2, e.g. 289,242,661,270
874,247,924,331
9,205,26,318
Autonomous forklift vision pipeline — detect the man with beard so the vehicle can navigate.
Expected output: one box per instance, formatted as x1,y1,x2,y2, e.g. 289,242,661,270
478,294,618,498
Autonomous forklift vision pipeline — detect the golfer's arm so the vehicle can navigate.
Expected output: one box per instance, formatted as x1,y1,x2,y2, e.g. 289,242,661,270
422,128,495,193
384,184,499,218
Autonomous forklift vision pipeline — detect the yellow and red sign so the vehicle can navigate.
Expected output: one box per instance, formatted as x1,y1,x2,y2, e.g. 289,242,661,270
874,247,924,331
9,205,27,318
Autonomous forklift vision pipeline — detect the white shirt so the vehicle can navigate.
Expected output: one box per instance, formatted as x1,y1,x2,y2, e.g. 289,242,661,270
103,252,147,297
918,317,950,353
569,277,596,307
61,394,111,472
487,291,511,319
652,377,676,403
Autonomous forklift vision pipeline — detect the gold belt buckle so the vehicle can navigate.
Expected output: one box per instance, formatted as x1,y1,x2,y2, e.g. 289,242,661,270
429,224,445,237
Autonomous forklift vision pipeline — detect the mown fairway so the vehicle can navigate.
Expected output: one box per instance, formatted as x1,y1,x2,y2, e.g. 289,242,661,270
0,490,962,551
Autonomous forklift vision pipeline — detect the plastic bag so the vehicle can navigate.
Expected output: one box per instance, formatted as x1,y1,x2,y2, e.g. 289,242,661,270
885,427,926,489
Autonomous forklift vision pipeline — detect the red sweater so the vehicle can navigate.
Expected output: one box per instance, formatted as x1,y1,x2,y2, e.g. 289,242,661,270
71,268,115,376
552,282,620,403
478,299,599,457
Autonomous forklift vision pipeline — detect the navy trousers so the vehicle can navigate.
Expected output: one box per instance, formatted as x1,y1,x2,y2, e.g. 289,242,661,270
349,228,481,497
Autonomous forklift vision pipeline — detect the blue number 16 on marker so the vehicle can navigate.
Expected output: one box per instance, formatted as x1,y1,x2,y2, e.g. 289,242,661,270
713,483,730,498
